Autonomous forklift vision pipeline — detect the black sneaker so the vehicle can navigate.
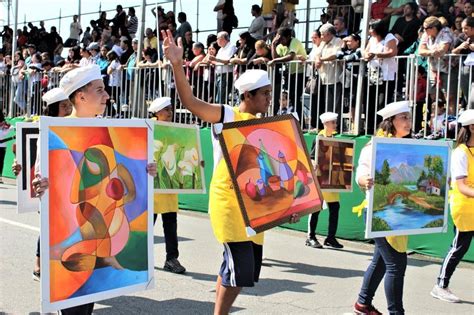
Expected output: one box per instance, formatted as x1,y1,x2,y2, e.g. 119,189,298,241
324,238,344,249
164,258,186,274
32,270,40,281
305,237,323,248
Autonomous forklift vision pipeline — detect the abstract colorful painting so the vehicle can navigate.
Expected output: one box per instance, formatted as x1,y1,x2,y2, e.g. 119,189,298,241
315,136,354,192
153,121,205,193
217,114,323,234
15,122,39,213
39,117,154,312
366,138,450,238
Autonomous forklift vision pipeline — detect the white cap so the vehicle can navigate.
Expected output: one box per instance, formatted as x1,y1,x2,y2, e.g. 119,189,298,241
234,69,271,95
377,100,411,121
59,64,103,97
112,45,123,56
320,112,338,123
458,109,474,126
149,97,172,113
42,88,68,106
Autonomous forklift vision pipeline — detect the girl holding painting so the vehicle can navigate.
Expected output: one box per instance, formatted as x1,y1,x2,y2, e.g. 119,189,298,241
430,110,474,303
148,96,186,274
354,100,412,315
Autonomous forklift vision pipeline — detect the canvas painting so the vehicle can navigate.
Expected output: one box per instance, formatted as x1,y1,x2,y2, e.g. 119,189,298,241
15,122,39,213
39,117,154,312
217,114,323,234
315,136,354,192
366,138,450,238
153,121,205,193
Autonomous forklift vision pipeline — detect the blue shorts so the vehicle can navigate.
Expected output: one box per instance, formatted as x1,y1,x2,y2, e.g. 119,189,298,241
219,241,263,287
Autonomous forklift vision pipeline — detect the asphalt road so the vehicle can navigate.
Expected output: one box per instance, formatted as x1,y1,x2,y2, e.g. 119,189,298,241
0,180,473,314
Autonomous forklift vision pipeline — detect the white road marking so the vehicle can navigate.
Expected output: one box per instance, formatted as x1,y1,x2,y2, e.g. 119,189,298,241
0,217,40,232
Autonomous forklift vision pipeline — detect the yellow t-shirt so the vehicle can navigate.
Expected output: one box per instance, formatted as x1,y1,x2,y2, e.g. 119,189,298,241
450,144,474,232
317,129,340,203
261,0,277,15
209,106,264,245
154,193,178,214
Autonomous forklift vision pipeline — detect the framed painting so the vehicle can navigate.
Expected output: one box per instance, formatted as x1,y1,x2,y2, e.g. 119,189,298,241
366,138,451,238
216,114,323,235
39,117,154,312
153,121,206,194
315,136,355,192
15,122,39,213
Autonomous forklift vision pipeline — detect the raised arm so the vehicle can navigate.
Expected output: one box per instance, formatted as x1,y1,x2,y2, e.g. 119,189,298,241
161,30,222,123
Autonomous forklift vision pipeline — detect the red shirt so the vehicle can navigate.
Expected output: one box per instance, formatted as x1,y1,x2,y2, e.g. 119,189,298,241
371,0,390,20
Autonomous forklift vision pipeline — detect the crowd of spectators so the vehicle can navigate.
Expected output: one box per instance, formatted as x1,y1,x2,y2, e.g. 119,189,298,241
0,1,473,136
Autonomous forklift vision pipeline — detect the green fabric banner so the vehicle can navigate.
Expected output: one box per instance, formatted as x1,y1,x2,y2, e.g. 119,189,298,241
2,123,472,262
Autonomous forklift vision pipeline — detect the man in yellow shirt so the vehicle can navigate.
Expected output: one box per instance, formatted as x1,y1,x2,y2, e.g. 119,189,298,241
161,29,299,315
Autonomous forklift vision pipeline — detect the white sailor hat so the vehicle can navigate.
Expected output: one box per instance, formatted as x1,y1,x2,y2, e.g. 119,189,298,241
458,109,474,126
377,100,411,121
234,69,271,95
149,97,172,113
42,88,68,106
320,112,338,123
59,64,103,97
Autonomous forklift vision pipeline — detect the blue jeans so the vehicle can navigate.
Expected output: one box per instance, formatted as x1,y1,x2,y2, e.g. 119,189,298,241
358,237,407,315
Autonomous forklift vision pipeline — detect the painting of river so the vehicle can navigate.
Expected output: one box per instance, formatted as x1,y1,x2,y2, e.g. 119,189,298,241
366,138,451,238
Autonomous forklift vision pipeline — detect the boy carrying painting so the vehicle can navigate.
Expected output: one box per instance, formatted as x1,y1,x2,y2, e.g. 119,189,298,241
307,111,344,249
161,29,300,315
148,96,186,274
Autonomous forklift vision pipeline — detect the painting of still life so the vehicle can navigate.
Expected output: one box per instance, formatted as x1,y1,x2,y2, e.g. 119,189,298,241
366,138,450,238
315,136,354,192
39,117,154,312
217,115,323,235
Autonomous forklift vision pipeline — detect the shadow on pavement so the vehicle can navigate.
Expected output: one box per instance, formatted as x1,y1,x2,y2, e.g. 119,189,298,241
95,296,242,314
263,258,365,278
153,235,193,244
243,278,315,296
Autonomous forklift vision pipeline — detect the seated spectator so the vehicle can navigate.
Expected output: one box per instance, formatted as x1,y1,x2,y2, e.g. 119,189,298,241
453,13,467,39
249,4,265,40
334,17,349,38
391,2,422,54
144,28,158,50
385,0,412,30
465,0,474,17
182,31,195,62
248,39,272,70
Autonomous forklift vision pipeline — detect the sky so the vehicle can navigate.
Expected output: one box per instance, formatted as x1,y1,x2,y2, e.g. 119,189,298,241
1,0,327,44
375,143,449,172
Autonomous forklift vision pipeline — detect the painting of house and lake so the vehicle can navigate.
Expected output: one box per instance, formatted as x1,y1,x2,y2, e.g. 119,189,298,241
366,138,451,238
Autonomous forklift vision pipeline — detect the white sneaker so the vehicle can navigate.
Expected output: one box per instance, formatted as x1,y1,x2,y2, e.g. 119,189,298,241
430,285,461,303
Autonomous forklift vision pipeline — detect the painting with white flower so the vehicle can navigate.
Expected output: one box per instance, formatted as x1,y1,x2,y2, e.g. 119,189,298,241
153,121,206,193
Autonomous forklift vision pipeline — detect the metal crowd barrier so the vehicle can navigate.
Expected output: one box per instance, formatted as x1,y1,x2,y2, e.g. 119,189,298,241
2,54,472,140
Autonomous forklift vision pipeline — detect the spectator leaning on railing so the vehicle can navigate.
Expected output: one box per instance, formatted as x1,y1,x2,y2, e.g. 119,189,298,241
418,16,456,111
452,16,474,108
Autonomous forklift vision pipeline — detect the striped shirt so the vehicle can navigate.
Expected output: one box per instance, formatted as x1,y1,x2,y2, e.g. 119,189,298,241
127,15,138,36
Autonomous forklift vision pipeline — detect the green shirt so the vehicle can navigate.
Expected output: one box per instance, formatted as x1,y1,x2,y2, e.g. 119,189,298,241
276,38,307,74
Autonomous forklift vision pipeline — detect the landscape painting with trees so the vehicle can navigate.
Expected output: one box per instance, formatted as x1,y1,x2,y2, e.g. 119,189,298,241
366,138,451,238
